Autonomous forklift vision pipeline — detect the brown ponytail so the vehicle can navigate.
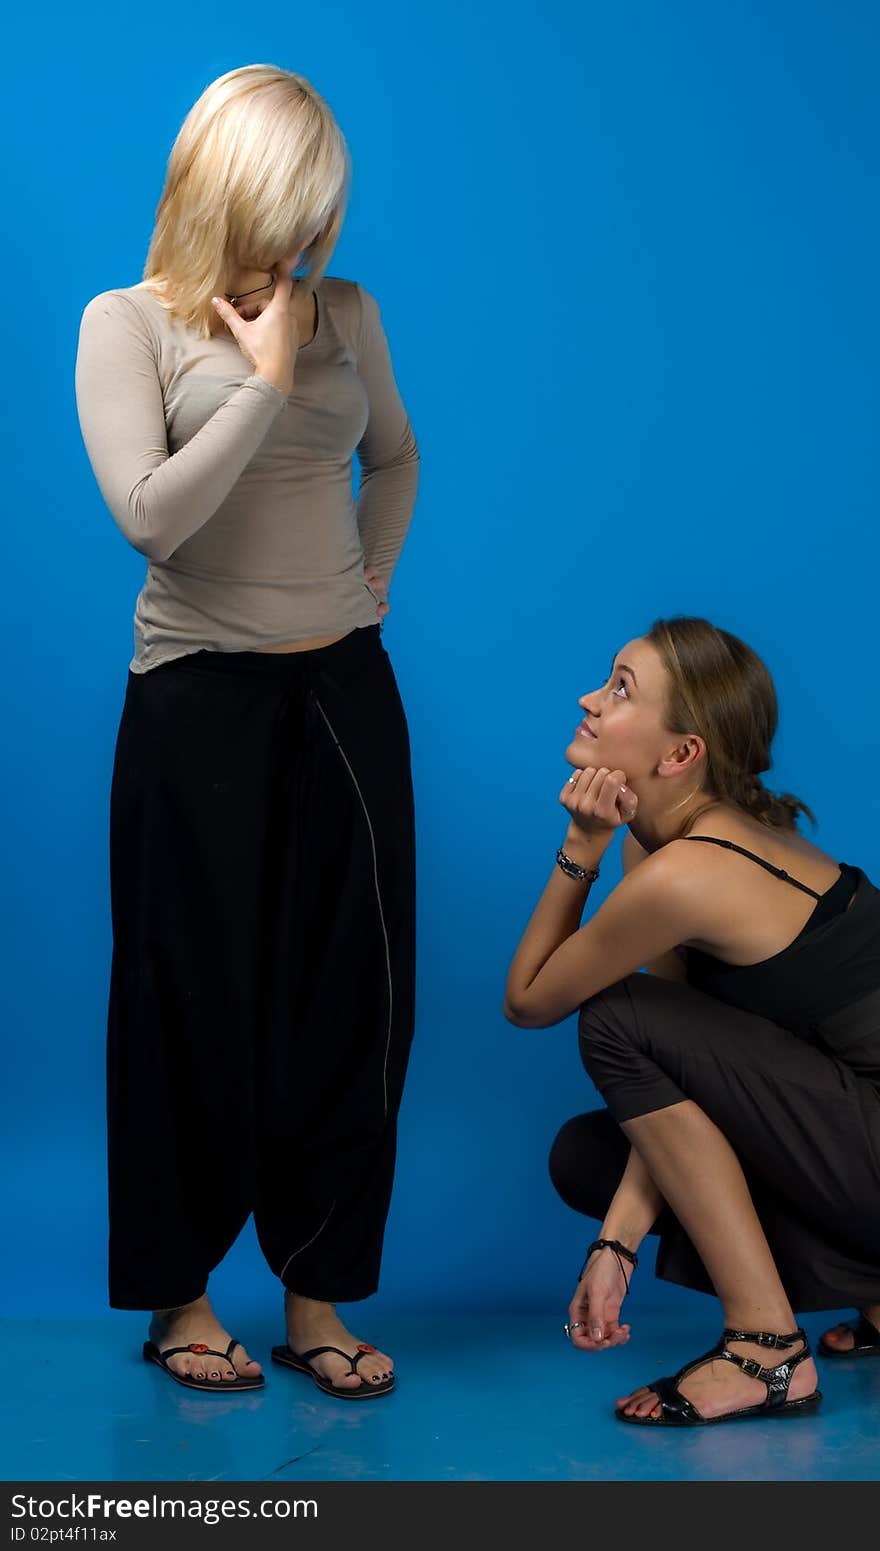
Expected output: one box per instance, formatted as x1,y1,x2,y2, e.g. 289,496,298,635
735,771,814,830
644,617,816,837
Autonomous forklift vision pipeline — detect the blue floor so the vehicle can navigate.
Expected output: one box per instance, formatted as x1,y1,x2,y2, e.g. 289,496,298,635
3,1308,879,1481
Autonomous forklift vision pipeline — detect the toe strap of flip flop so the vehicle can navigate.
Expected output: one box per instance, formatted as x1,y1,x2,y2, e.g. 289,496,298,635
350,1343,379,1373
297,1343,363,1376
157,1341,232,1364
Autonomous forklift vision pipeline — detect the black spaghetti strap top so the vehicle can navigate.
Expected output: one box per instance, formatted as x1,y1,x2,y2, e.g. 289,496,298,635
681,837,873,1025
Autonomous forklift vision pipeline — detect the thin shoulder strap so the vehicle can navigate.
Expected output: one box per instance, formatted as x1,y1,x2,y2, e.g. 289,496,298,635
683,836,822,900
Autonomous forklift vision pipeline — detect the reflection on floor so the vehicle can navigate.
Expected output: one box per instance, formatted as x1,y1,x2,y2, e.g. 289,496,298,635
3,1308,878,1481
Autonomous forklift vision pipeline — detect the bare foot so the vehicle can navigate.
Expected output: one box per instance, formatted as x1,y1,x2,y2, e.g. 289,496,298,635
284,1291,394,1391
149,1293,263,1384
616,1331,817,1422
820,1305,880,1353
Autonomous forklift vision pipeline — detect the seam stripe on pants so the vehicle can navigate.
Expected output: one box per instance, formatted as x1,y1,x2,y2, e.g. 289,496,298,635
311,690,394,1122
279,1199,338,1282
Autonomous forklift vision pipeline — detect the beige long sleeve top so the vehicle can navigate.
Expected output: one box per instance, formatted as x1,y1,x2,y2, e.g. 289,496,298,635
74,275,419,672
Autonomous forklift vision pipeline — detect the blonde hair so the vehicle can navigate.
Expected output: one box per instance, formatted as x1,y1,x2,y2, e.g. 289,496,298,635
142,64,351,339
644,616,816,835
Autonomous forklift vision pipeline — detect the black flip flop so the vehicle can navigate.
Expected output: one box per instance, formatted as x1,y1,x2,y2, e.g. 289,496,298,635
817,1312,880,1359
142,1336,265,1391
271,1341,395,1399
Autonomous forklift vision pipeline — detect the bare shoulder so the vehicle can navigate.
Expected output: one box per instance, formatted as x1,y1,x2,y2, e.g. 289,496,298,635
621,830,707,892
608,840,711,946
686,817,841,890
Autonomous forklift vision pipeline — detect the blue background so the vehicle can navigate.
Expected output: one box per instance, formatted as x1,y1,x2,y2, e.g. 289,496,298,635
3,0,878,1324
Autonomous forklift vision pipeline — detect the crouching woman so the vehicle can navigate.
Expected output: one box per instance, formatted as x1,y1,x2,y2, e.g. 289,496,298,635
503,615,880,1428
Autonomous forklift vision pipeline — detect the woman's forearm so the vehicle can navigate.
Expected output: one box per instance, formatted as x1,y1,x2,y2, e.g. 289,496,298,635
503,828,613,1015
597,1144,666,1251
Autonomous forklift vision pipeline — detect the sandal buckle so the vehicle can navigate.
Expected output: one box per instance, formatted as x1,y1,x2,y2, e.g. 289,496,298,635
188,1342,210,1353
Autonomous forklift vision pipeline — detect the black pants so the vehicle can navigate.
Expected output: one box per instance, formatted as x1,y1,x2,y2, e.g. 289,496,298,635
106,624,416,1311
548,972,880,1310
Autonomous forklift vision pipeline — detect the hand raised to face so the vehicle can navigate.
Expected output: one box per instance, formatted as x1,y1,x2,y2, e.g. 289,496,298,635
210,261,299,397
560,765,638,835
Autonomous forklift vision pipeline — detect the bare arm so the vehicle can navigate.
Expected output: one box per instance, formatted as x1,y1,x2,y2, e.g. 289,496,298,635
503,830,700,1027
597,1145,665,1252
566,1139,667,1352
621,830,689,982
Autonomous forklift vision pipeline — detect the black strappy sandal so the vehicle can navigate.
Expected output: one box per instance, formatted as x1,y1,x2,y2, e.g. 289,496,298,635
615,1326,822,1427
142,1336,265,1392
271,1341,395,1399
818,1311,880,1359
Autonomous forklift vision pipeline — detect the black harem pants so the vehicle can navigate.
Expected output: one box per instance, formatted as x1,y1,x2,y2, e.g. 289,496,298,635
105,624,416,1311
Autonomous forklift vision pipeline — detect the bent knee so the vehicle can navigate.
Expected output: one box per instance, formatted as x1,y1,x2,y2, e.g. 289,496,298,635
578,973,642,1043
548,1110,626,1218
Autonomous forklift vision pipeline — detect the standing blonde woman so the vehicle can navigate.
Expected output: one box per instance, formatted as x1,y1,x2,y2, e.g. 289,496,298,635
74,65,419,1398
